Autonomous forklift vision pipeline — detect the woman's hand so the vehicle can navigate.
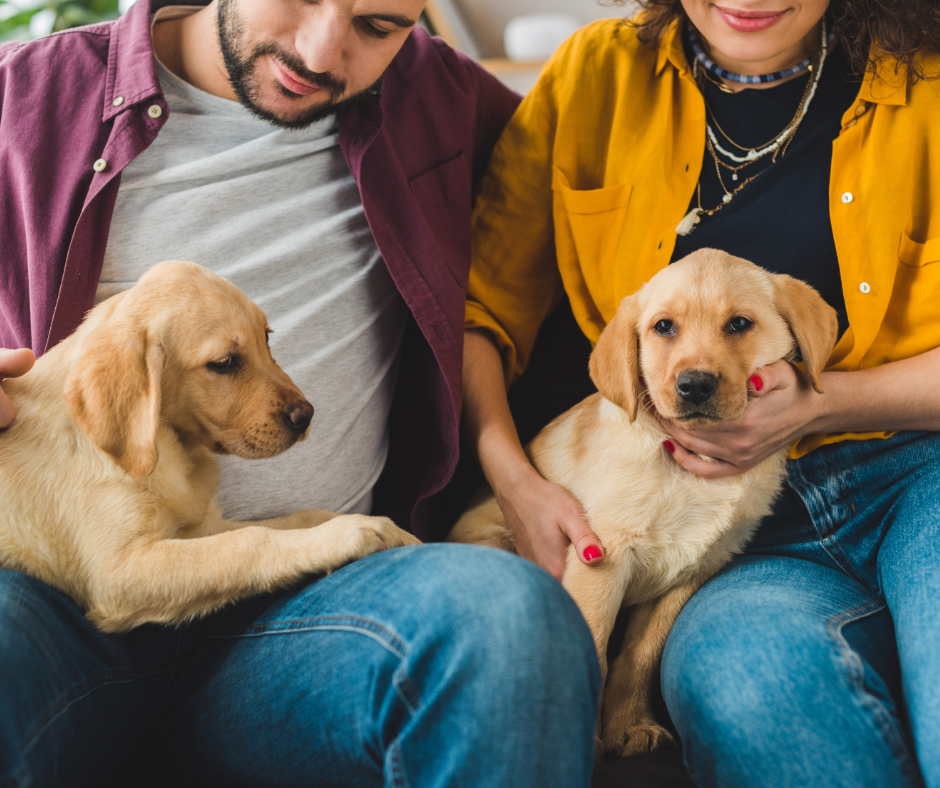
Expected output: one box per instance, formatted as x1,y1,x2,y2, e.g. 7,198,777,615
462,329,603,581
659,359,825,478
492,464,603,581
0,348,35,428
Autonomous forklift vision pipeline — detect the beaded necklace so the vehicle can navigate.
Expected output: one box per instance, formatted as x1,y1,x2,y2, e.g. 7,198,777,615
688,21,837,85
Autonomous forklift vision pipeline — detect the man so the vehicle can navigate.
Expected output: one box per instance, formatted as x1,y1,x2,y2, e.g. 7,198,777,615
0,1,600,784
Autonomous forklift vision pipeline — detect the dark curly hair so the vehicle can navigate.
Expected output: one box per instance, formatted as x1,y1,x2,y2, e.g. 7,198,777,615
617,0,940,81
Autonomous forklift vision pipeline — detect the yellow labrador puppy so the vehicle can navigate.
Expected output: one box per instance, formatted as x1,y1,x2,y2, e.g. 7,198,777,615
449,248,838,759
0,261,419,632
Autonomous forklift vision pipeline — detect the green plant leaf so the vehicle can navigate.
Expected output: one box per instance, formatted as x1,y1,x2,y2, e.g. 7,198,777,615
0,0,120,39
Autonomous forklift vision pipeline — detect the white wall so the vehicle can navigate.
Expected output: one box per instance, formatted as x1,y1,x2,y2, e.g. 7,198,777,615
453,0,637,58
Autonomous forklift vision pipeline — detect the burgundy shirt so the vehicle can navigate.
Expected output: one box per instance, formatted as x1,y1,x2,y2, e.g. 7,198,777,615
0,0,519,540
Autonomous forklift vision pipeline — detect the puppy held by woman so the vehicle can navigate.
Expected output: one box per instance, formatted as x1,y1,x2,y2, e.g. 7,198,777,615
461,1,940,786
452,249,839,760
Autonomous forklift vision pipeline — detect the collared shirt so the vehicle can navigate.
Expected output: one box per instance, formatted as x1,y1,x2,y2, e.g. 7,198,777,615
466,17,940,457
0,0,520,539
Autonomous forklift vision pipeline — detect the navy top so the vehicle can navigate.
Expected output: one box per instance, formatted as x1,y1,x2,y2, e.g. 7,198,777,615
672,33,860,338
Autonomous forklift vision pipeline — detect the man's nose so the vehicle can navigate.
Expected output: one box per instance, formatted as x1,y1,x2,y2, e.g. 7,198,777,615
296,7,345,76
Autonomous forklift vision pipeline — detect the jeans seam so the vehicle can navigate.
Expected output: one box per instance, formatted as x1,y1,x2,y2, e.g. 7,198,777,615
789,461,871,585
827,599,920,781
16,662,176,773
19,663,172,751
392,664,422,717
210,615,422,784
791,462,836,540
206,615,408,657
822,535,872,588
387,739,411,788
145,627,186,726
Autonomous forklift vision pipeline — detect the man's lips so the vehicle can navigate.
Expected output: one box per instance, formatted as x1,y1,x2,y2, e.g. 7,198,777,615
269,57,322,96
714,6,788,32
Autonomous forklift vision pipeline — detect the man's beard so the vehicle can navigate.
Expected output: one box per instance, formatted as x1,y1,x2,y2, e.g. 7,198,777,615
217,0,365,129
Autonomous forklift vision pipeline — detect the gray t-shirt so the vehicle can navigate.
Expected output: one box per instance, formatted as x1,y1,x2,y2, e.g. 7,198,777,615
98,59,407,521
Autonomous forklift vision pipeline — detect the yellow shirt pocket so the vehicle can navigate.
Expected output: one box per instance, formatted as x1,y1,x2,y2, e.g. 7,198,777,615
898,232,940,268
552,166,631,322
882,232,940,358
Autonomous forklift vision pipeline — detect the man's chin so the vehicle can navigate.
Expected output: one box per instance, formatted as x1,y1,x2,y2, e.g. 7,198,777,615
241,93,346,129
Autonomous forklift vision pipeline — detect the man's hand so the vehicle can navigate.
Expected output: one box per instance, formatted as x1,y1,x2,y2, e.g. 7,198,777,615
0,348,36,428
493,468,603,581
659,359,826,478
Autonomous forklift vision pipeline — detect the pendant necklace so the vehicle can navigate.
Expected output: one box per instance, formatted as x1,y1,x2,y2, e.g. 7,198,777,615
676,19,829,237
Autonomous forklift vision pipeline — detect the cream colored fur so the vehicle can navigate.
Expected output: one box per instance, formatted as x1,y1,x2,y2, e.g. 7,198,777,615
449,249,838,760
0,261,419,632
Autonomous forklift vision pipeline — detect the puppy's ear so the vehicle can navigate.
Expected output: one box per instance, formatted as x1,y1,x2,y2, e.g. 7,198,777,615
589,294,642,421
772,274,839,394
65,321,165,478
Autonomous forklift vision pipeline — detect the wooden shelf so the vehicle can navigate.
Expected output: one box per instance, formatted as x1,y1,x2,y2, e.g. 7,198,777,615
479,58,546,75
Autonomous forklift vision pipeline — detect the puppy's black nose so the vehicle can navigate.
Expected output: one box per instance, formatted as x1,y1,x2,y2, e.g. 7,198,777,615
284,401,314,434
676,371,718,405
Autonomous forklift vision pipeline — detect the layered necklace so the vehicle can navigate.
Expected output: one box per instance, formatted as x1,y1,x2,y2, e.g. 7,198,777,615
676,18,830,237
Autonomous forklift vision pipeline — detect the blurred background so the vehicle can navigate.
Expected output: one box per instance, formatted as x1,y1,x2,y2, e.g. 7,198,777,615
0,0,123,42
0,0,636,93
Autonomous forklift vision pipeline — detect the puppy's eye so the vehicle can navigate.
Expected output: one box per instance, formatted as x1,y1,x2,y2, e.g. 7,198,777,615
653,319,675,336
727,317,753,334
206,356,239,374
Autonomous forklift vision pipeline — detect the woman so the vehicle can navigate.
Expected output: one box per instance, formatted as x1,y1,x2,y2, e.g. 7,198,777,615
462,1,940,785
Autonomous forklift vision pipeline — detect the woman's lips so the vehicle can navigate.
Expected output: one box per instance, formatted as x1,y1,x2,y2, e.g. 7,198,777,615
270,57,321,96
714,6,788,32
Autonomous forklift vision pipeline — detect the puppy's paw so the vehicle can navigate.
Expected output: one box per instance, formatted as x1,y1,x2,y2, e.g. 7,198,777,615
602,717,676,757
361,516,422,549
319,514,421,564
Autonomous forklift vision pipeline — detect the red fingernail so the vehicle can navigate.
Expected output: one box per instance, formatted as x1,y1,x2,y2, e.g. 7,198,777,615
583,546,602,562
663,440,675,453
749,374,764,392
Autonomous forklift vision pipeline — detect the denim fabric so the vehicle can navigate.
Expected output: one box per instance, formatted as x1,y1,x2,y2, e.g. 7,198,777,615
662,431,940,788
0,544,600,788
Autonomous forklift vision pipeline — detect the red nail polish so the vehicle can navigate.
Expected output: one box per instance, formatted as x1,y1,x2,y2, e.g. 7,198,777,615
583,545,602,562
749,374,764,392
664,440,675,453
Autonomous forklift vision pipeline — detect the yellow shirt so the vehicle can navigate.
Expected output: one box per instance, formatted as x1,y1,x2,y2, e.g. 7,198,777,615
466,18,940,457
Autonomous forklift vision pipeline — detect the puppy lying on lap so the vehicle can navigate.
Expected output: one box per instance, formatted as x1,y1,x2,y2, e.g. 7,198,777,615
450,248,839,759
0,260,419,632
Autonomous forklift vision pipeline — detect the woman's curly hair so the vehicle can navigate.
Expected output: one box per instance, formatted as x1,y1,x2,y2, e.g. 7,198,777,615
620,0,940,81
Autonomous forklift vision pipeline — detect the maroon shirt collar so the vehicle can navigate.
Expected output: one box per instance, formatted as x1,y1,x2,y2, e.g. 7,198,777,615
102,0,163,122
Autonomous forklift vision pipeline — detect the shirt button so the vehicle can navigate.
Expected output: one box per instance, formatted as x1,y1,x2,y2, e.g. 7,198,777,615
860,282,871,294
112,96,124,107
855,105,867,117
846,118,857,128
841,192,853,204
147,104,163,119
93,158,107,173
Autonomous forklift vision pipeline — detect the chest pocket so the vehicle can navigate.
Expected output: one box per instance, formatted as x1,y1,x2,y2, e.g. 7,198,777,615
879,231,940,356
552,166,631,322
896,230,940,318
409,150,470,287
898,232,940,268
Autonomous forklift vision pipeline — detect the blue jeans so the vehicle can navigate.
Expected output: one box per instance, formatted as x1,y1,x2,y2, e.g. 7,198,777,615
0,544,600,788
662,431,940,788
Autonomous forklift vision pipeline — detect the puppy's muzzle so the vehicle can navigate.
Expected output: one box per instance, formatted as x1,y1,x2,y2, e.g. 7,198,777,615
283,401,314,435
676,370,718,406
